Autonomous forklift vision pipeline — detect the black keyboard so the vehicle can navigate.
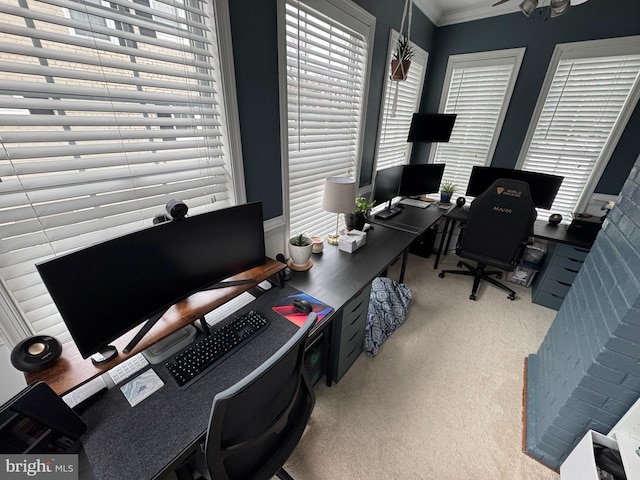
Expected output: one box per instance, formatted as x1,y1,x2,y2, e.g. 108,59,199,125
165,310,269,388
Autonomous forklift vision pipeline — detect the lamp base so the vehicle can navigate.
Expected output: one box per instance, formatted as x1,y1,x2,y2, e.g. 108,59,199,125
327,233,340,245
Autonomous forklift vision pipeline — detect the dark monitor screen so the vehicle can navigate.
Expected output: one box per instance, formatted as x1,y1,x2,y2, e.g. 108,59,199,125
373,165,404,206
398,163,446,197
36,202,266,359
407,113,457,143
466,167,564,210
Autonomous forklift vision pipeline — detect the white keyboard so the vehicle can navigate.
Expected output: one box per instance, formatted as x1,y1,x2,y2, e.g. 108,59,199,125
400,198,431,209
204,291,256,327
108,352,150,385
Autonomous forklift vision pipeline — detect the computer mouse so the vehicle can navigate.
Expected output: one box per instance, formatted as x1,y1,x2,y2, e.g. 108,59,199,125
292,298,313,314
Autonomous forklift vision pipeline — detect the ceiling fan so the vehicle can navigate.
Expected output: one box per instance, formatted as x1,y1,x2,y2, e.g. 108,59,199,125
492,0,589,18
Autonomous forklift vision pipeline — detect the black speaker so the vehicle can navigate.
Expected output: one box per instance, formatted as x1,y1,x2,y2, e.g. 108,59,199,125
11,335,62,372
456,196,466,208
548,213,563,225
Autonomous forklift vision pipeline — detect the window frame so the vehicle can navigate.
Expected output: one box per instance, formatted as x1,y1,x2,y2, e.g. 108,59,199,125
428,48,526,198
0,0,245,347
516,35,640,216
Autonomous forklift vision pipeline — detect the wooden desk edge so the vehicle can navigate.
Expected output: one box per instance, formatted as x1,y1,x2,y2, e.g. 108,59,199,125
26,258,285,395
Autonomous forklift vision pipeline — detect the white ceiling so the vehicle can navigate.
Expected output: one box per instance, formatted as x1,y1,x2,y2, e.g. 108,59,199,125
413,0,522,26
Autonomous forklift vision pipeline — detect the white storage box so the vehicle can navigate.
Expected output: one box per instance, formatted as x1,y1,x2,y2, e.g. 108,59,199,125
338,230,366,253
560,430,624,480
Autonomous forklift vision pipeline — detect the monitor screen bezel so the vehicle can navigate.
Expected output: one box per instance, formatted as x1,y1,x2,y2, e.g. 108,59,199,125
406,113,457,143
36,202,266,359
465,167,564,210
373,165,404,206
398,163,446,197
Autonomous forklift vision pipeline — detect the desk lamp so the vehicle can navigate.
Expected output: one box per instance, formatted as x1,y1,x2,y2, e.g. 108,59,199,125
322,177,356,245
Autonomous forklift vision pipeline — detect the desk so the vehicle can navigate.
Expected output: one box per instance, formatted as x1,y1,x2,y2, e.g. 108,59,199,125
71,223,422,479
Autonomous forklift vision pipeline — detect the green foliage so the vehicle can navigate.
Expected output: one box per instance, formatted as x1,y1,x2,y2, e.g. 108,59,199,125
440,181,456,194
289,233,311,247
355,197,376,214
393,36,415,62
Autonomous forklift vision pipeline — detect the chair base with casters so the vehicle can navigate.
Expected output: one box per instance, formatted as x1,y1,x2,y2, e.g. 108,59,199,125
439,260,516,301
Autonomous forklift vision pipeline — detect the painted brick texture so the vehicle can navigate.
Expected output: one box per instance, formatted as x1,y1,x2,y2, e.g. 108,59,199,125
525,158,640,470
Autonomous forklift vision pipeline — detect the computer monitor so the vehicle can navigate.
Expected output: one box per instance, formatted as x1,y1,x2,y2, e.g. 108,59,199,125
398,163,446,197
373,165,404,212
466,166,564,210
406,113,457,143
36,202,266,361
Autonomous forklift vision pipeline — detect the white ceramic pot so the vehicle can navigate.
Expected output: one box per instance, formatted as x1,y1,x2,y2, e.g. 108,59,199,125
288,238,313,266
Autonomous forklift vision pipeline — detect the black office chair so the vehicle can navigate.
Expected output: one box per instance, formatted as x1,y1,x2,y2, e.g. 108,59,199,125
179,312,317,480
438,179,537,301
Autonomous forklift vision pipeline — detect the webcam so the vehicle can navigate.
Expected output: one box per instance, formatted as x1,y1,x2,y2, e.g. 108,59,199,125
153,199,189,224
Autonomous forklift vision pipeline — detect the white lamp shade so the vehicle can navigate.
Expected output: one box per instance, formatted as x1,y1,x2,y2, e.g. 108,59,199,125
322,177,356,213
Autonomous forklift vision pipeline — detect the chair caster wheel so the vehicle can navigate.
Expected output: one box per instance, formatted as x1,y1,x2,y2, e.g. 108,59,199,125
469,294,476,300
457,262,463,268
496,273,503,279
508,293,515,300
438,272,445,278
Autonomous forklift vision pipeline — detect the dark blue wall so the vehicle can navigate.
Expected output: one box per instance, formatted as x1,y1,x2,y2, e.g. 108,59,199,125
228,0,640,220
418,0,640,195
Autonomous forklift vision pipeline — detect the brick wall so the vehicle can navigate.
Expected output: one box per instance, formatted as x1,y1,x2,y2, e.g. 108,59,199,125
525,154,640,469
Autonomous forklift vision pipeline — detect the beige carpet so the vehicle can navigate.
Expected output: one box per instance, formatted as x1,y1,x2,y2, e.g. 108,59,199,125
282,253,561,480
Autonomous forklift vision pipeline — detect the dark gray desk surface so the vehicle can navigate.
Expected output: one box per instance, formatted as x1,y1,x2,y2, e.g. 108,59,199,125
78,224,420,480
369,203,445,235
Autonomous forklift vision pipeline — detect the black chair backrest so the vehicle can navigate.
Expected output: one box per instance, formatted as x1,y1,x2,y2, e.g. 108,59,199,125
458,179,537,270
204,312,317,480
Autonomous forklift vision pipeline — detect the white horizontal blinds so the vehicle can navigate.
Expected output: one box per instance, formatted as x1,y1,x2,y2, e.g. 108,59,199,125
433,52,522,197
0,0,232,342
286,0,369,238
376,31,427,171
521,54,640,220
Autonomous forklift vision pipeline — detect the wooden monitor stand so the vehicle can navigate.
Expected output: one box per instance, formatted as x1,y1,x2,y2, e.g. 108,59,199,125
25,258,286,395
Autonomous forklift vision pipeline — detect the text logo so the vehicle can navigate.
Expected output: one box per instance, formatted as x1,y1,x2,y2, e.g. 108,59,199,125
2,455,78,480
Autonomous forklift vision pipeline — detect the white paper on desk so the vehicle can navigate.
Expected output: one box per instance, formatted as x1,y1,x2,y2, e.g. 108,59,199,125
62,376,107,408
120,369,164,407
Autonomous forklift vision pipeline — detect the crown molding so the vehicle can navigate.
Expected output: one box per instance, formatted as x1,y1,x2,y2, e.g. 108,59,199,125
413,0,521,27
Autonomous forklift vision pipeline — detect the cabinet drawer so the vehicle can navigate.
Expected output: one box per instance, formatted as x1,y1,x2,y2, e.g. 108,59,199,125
538,278,573,298
340,318,366,355
336,335,365,380
544,257,584,284
556,244,590,262
341,286,370,329
532,289,565,310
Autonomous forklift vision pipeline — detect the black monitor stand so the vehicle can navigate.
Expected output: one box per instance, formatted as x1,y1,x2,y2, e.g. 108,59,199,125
375,200,402,220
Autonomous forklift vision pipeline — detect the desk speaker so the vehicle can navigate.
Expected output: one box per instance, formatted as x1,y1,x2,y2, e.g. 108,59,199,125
10,335,62,372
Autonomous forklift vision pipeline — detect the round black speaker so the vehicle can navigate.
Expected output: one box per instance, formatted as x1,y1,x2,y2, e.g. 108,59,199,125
11,335,62,372
548,213,563,225
166,199,188,220
456,196,466,208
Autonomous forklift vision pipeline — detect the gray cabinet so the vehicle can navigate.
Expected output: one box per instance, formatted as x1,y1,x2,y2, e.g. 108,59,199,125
332,284,371,383
532,243,590,310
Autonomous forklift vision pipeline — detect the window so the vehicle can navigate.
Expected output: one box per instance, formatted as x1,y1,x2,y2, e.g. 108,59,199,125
0,0,240,344
518,36,640,221
430,48,526,197
65,0,119,43
281,0,374,238
375,30,428,171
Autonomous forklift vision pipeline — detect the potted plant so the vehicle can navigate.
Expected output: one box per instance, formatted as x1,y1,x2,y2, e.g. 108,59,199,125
288,233,313,267
345,197,376,231
440,181,456,204
391,35,414,81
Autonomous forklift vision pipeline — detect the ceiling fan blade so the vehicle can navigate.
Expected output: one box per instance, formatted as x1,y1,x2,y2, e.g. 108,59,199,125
492,0,510,5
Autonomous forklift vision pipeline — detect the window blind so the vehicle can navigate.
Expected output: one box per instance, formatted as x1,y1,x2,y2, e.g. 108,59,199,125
432,49,525,198
375,30,427,171
0,0,235,343
520,53,640,220
284,0,372,238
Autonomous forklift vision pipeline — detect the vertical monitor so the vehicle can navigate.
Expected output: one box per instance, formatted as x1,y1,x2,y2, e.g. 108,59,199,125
406,113,457,143
373,165,404,208
398,163,446,197
36,202,266,359
466,167,563,210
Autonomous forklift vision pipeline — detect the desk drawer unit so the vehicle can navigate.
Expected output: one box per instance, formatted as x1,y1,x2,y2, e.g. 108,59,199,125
332,284,371,383
532,243,590,311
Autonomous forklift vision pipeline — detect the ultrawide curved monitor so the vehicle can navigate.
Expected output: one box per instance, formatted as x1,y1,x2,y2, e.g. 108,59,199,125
36,202,266,359
466,167,563,210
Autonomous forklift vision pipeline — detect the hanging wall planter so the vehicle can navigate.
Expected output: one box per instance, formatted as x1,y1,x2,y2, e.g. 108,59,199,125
391,35,414,82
